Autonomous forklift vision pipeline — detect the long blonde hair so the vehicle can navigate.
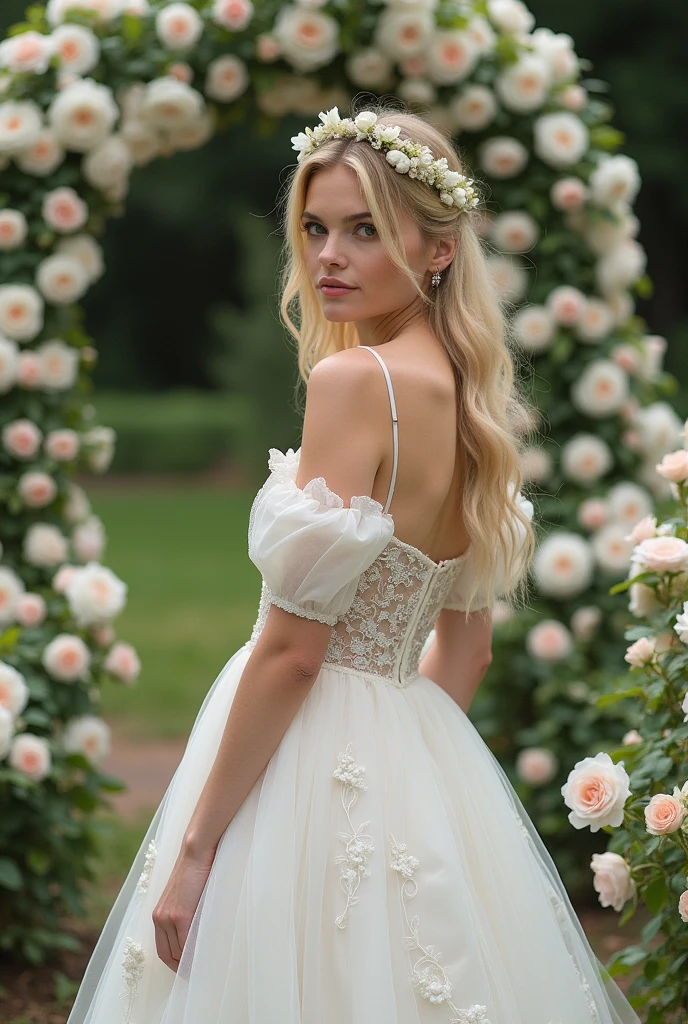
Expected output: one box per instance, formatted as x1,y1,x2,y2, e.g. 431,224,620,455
276,99,537,615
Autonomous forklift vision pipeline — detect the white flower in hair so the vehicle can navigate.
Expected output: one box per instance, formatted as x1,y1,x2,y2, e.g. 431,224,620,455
291,107,481,213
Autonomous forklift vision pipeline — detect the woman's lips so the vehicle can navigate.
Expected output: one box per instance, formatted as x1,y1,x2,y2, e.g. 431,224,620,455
320,284,356,296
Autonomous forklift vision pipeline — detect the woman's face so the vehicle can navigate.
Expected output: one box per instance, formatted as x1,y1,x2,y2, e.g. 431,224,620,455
300,162,435,324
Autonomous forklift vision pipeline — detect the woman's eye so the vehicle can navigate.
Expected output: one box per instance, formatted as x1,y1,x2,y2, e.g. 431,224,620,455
356,223,377,238
303,221,325,235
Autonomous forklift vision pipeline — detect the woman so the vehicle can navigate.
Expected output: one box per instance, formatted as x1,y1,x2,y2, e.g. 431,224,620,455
67,102,640,1024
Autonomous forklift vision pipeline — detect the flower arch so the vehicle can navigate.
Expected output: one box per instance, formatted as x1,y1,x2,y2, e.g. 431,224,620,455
0,0,682,957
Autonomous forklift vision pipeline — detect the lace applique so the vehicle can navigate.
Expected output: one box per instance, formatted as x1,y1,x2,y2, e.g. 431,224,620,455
332,743,374,928
302,476,344,508
389,834,492,1023
267,446,300,482
121,936,145,1023
135,840,158,895
350,493,387,518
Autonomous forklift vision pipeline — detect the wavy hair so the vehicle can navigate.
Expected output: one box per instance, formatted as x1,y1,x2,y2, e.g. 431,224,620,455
275,98,538,615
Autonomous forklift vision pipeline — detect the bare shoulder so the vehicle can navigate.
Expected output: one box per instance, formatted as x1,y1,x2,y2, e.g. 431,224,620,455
306,347,390,424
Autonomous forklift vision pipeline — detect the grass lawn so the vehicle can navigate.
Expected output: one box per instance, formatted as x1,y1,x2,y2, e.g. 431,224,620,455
89,483,261,740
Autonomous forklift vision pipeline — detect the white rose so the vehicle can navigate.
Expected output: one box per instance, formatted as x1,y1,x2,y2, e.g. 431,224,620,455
526,619,573,661
104,640,141,684
633,402,684,457
63,481,91,523
47,0,123,24
156,2,203,50
62,714,111,764
607,481,653,526
143,77,205,129
0,100,43,154
571,359,629,417
45,427,80,462
512,305,555,353
0,661,29,717
533,531,595,598
274,6,340,71
634,535,688,574
590,852,635,912
487,0,534,35
589,154,641,212
562,752,631,832
82,134,133,191
8,733,52,782
72,515,106,562
24,522,69,567
574,298,614,343
345,48,392,89
212,0,253,31
520,446,553,484
163,111,213,153
570,605,602,641
0,567,25,626
36,253,89,305
0,31,54,75
205,55,249,102
516,747,559,786
550,176,588,210
626,514,658,545
16,351,42,389
466,16,496,55
559,83,587,111
485,255,528,303
529,28,579,84
373,7,433,61
450,85,498,133
0,209,28,251
14,127,65,176
495,54,551,113
48,78,119,152
561,434,613,485
426,30,477,85
545,285,586,326
17,593,47,627
0,336,19,393
0,284,44,342
490,211,539,253
2,418,43,460
18,471,57,509
596,240,646,297
477,135,527,177
120,117,159,166
42,186,88,234
65,561,127,626
396,78,435,106
83,425,116,472
42,632,91,682
534,111,589,169
55,234,104,284
51,24,100,74
624,635,656,668
584,211,639,255
592,522,635,575
0,706,13,758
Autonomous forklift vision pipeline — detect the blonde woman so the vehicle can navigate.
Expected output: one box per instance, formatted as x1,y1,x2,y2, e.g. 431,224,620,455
67,103,640,1024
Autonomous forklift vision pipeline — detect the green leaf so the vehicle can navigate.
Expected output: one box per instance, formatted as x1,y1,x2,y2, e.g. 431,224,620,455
641,915,664,944
0,857,23,891
26,848,51,876
644,876,670,915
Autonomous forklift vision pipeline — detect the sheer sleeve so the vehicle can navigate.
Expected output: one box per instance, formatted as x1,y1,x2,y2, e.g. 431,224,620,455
443,491,535,613
248,447,395,626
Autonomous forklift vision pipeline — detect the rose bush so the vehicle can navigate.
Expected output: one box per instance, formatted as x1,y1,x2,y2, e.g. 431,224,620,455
561,433,688,1020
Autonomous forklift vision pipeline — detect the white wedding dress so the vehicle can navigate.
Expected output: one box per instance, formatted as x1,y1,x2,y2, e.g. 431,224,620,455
67,347,641,1024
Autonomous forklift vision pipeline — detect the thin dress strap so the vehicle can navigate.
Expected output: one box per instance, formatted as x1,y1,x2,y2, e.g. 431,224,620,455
357,345,398,515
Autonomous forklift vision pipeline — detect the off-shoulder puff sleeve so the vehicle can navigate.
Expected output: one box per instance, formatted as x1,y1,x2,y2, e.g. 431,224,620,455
248,447,395,626
443,491,535,612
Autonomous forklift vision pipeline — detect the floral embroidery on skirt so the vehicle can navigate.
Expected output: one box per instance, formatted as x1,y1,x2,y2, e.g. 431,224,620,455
332,742,374,928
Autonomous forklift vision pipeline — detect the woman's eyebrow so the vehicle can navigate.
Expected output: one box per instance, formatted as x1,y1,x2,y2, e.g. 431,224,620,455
300,211,373,223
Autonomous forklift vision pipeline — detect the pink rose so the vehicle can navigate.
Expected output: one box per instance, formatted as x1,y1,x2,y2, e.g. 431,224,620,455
590,852,635,912
41,632,91,682
526,619,573,661
168,61,193,83
104,640,141,684
91,624,115,648
516,747,558,786
626,514,657,545
550,177,587,211
624,635,656,668
621,729,643,746
559,84,586,111
18,470,57,508
656,450,688,484
2,418,42,460
16,593,46,627
42,186,88,234
16,351,43,389
578,498,608,531
679,891,688,923
561,752,631,832
255,32,281,62
52,564,78,594
645,792,686,836
44,427,80,462
546,286,586,326
611,344,642,375
635,536,688,574
212,0,253,31
8,733,52,782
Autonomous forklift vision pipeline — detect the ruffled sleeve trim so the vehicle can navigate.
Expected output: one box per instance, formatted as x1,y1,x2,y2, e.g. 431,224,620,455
266,447,393,523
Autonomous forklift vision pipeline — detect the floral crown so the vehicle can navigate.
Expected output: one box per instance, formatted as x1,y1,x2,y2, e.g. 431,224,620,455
291,107,481,213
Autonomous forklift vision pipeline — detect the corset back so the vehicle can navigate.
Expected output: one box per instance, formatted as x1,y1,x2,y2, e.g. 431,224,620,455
248,535,468,687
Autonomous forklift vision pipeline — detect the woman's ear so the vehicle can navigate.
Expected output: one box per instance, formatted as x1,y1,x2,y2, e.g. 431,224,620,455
432,235,458,270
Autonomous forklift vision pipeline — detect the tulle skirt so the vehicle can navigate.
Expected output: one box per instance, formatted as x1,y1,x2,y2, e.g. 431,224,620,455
67,641,641,1024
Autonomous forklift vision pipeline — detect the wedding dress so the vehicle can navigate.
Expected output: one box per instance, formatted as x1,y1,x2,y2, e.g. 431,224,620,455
66,345,641,1024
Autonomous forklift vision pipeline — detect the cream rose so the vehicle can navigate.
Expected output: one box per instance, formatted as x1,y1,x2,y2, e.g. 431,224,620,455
426,30,477,85
24,523,69,567
571,359,629,418
65,561,127,626
212,0,253,31
645,792,686,836
72,515,106,562
82,134,133,191
590,852,635,912
142,76,205,129
42,185,88,234
635,536,688,574
51,24,100,74
516,747,558,786
345,47,391,88
561,752,631,832
570,605,601,642
624,635,656,668
550,176,588,210
0,31,54,75
477,135,528,178
0,661,29,718
56,233,105,283
533,531,595,598
36,253,89,305
592,522,635,575
104,640,141,684
45,427,80,462
16,593,47,627
17,351,43,389
62,714,111,764
561,433,612,485
490,211,539,253
18,471,57,509
656,450,688,484
451,85,498,133
48,78,119,152
485,255,528,302
275,5,340,71
0,100,43,154
0,208,28,251
534,111,589,169
512,305,555,353
0,567,25,626
8,733,52,782
2,418,42,460
526,619,573,661
495,54,551,113
156,2,203,50
205,55,249,102
42,632,91,682
14,127,65,176
0,284,44,342
545,284,586,326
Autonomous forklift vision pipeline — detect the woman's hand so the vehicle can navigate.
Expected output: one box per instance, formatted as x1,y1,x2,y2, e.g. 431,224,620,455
152,843,216,973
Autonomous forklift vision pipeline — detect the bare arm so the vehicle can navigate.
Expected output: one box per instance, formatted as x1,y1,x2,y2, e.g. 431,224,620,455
418,606,493,714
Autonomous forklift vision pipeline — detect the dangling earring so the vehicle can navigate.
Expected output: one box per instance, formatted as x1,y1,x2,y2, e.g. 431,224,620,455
431,267,442,288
